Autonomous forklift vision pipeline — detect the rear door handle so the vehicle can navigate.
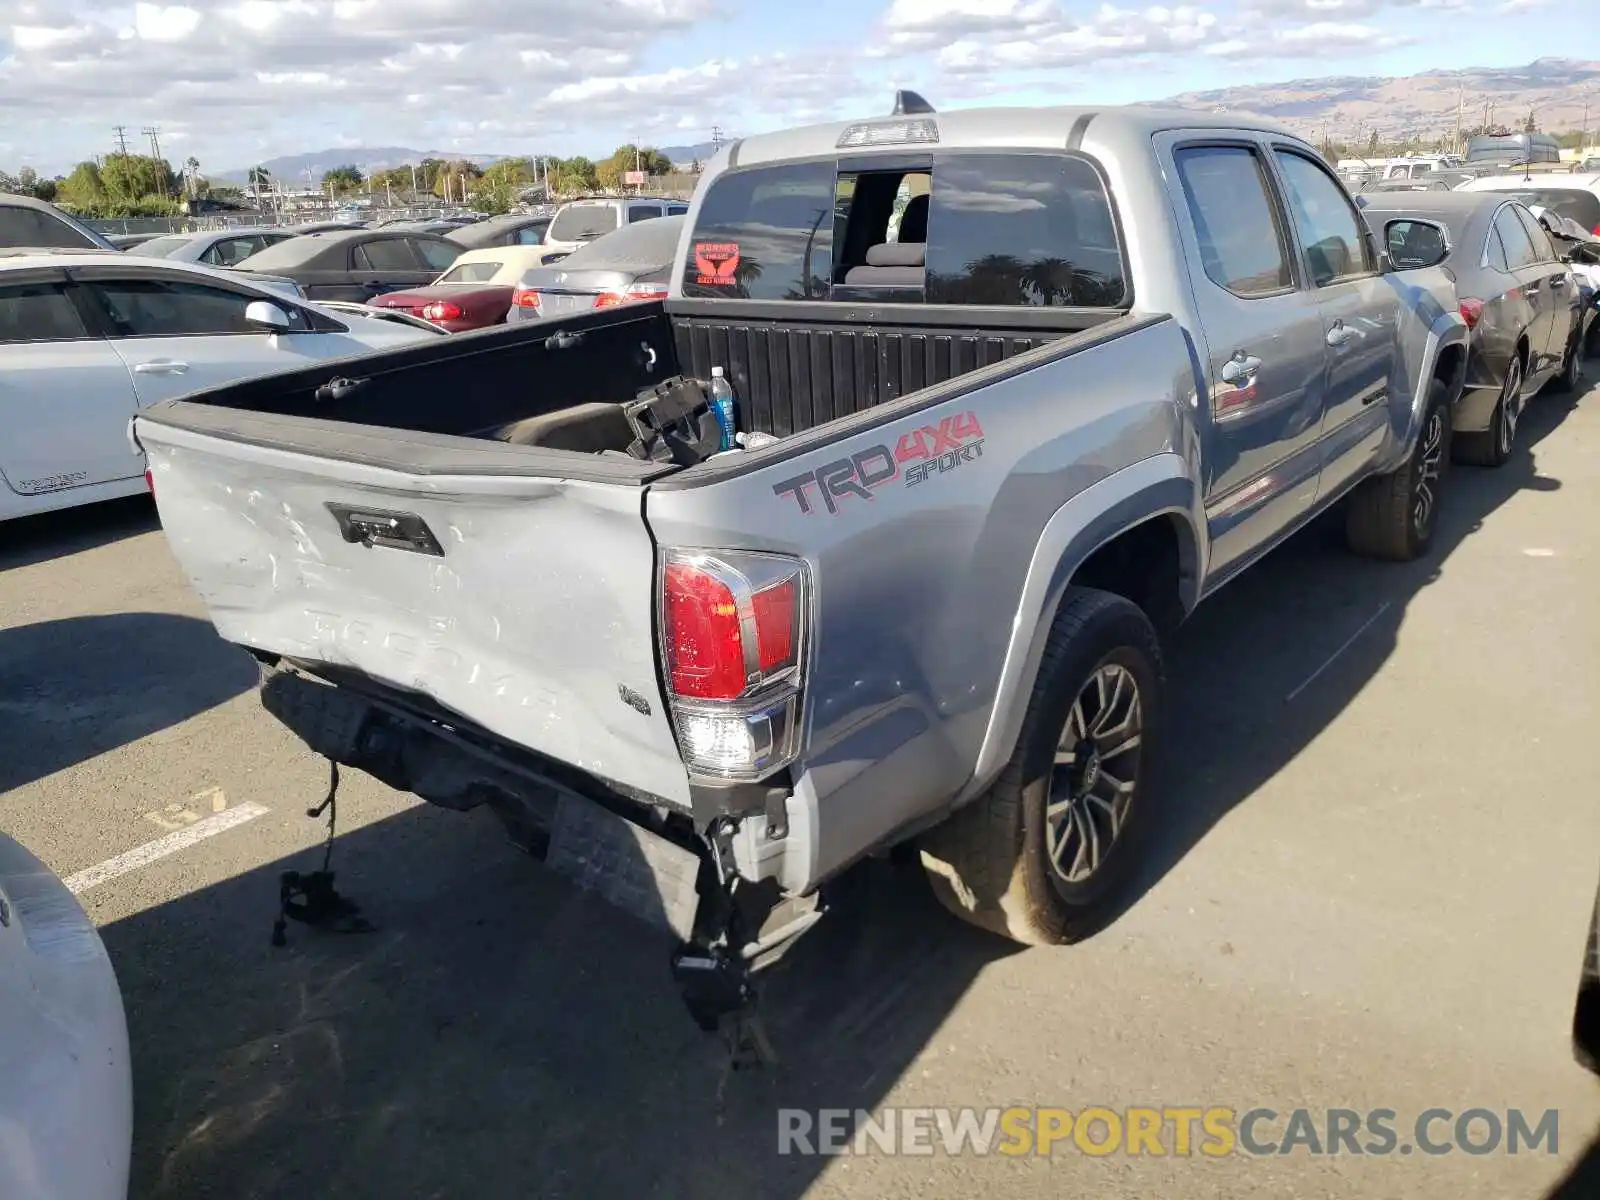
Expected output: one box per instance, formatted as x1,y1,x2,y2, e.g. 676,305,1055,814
1526,284,1542,295
133,360,189,375
1325,320,1356,348
1550,276,1568,289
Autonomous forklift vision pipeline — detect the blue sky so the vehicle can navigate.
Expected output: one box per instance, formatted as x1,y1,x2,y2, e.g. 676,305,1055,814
0,0,1594,174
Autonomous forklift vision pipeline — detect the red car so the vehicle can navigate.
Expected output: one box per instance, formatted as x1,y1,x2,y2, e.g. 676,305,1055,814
369,246,550,332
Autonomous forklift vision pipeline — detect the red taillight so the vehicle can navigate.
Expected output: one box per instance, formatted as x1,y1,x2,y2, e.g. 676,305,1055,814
513,287,540,310
661,554,804,701
420,301,463,322
594,284,670,309
144,468,154,494
663,561,747,701
752,579,797,674
660,550,808,779
1459,298,1484,330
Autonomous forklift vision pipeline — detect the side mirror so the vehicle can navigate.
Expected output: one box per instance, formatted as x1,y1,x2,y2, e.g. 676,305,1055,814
244,299,293,332
1382,218,1451,270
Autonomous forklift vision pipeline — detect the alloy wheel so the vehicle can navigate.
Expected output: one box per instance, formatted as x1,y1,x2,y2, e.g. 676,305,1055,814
1497,360,1523,457
1413,408,1445,535
1047,662,1143,885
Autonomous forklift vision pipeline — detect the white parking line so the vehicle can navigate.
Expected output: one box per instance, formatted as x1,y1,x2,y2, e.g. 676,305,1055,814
63,802,270,896
1285,602,1392,703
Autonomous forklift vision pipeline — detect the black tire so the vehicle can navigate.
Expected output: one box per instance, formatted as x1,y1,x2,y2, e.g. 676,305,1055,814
1578,878,1600,1075
1552,333,1584,394
1345,377,1451,562
1455,354,1521,467
919,587,1165,945
1585,317,1600,362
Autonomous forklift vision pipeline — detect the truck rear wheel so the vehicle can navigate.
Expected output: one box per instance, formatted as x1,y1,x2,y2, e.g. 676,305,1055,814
920,587,1165,945
1344,377,1451,561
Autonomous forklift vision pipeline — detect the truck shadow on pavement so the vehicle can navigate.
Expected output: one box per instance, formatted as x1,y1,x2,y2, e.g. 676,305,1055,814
100,384,1587,1200
0,494,158,572
103,804,1013,1200
0,611,256,794
1092,383,1581,939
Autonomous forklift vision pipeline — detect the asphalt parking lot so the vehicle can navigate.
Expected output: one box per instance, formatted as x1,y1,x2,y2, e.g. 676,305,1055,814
2,376,1599,1199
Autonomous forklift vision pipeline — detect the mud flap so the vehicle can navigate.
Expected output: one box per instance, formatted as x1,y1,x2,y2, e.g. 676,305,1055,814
544,794,703,942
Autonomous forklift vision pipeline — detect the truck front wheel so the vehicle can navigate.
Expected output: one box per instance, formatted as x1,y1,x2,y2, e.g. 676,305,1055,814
920,587,1166,945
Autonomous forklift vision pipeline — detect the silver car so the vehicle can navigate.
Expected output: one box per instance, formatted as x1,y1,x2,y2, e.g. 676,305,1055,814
132,228,299,269
507,214,682,323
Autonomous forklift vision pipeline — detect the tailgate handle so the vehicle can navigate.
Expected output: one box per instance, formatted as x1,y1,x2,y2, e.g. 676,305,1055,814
545,329,584,351
326,503,445,556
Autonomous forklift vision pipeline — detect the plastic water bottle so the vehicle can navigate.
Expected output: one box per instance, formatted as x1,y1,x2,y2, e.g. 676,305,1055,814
709,366,737,452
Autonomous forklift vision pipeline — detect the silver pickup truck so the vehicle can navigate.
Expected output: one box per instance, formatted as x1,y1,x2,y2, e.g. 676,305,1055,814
134,98,1467,1038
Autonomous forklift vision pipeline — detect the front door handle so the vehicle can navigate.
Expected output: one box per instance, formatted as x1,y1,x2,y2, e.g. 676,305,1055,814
1326,320,1356,348
1550,276,1568,289
133,360,190,375
1220,352,1263,385
1526,283,1542,296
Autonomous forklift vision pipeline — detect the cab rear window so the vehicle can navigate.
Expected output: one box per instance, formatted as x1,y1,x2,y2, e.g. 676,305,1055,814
681,152,1127,308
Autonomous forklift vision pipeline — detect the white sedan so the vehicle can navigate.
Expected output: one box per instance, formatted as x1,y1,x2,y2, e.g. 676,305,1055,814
0,251,442,523
0,833,132,1200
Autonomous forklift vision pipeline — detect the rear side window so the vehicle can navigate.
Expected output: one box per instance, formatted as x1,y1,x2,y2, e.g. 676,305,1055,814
1173,146,1292,297
923,154,1125,307
1493,206,1538,270
89,278,309,336
628,205,663,223
682,160,835,299
355,238,420,271
0,281,91,342
412,238,459,271
0,204,101,250
1512,206,1555,262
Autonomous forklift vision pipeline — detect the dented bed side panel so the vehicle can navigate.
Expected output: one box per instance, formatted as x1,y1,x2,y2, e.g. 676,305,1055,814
141,422,692,809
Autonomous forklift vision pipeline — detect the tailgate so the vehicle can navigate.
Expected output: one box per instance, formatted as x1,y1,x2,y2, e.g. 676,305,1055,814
136,409,692,809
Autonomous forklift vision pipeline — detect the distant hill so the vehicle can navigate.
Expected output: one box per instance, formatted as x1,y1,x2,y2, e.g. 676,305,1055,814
1155,57,1600,142
213,147,511,184
217,140,726,184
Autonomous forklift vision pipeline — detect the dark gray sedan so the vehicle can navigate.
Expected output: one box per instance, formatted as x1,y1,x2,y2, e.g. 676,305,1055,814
233,229,462,302
507,214,682,324
1361,191,1584,467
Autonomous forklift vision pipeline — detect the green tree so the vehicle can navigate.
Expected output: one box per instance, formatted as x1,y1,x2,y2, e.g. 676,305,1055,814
322,164,364,195
101,153,175,203
431,159,483,201
469,158,533,214
247,165,272,192
57,161,108,210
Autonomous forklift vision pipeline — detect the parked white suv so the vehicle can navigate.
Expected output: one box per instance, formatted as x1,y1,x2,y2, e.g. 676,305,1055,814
0,252,442,523
537,195,689,264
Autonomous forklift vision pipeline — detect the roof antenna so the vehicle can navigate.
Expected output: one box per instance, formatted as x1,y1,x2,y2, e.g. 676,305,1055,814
892,89,936,116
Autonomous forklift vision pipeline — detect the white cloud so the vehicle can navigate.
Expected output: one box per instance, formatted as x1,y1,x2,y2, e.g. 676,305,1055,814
10,21,90,49
134,2,202,40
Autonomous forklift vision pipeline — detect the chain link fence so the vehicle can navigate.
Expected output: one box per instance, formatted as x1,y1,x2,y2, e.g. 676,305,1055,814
82,173,700,237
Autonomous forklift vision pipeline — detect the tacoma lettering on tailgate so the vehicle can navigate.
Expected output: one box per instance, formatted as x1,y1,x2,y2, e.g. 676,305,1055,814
772,412,985,516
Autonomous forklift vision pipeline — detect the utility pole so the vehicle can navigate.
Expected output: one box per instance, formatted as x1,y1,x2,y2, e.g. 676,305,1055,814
112,125,130,155
711,125,724,153
142,125,162,164
1455,83,1464,156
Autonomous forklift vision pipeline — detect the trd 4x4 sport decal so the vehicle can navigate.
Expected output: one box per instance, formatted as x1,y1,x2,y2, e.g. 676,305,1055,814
772,412,986,516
